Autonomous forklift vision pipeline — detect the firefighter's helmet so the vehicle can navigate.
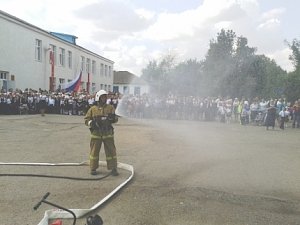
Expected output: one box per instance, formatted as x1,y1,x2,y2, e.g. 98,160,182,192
95,90,108,102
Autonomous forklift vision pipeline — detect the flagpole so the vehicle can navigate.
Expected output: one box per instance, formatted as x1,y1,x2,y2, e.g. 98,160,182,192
87,72,90,94
49,51,55,92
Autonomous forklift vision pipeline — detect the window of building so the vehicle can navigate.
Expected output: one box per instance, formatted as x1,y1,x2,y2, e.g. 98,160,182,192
68,51,72,69
100,63,104,76
92,83,96,93
108,66,111,77
11,75,15,81
35,39,42,61
59,48,65,66
59,78,65,90
134,87,141,96
104,84,107,90
0,71,8,79
108,85,111,91
113,86,119,93
100,83,104,90
49,45,57,65
123,86,129,94
81,56,85,72
86,58,90,73
104,65,108,77
92,60,96,74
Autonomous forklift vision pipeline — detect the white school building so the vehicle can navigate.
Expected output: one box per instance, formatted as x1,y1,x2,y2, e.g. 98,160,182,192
0,10,114,94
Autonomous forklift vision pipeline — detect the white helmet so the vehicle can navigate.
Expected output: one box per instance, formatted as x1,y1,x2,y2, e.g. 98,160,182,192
95,90,108,101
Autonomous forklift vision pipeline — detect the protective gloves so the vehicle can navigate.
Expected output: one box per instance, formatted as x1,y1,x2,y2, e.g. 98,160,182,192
88,119,98,130
107,113,117,122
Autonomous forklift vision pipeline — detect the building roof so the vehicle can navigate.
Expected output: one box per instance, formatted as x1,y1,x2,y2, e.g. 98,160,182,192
113,71,148,85
49,32,78,45
0,10,114,64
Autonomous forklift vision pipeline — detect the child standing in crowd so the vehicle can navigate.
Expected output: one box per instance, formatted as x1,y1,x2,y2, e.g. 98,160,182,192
279,107,289,130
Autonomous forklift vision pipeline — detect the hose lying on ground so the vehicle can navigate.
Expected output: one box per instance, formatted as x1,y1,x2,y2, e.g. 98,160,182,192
0,161,111,180
0,160,134,225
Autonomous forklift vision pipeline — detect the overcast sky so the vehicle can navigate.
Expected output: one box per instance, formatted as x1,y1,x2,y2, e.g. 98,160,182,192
1,0,299,75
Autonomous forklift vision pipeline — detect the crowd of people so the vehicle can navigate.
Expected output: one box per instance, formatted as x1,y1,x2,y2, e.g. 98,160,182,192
0,88,119,116
1,88,300,130
118,94,300,129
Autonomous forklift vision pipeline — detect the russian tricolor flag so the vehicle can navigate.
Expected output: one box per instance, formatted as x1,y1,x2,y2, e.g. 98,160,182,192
60,71,82,92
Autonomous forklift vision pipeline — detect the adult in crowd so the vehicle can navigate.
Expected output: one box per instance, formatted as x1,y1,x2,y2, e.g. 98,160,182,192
292,100,300,128
265,101,277,130
39,91,47,116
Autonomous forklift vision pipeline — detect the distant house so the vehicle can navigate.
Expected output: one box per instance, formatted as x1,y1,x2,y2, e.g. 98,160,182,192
113,71,149,96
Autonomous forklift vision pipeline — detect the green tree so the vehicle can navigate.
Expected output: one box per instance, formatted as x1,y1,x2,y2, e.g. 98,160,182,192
141,29,290,100
202,31,286,99
285,72,300,103
141,54,176,95
284,39,300,102
169,59,203,96
286,39,300,72
141,60,160,94
202,29,236,96
224,36,257,98
257,55,286,98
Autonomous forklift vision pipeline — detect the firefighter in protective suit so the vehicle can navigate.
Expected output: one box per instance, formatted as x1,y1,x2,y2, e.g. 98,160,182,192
84,90,119,176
